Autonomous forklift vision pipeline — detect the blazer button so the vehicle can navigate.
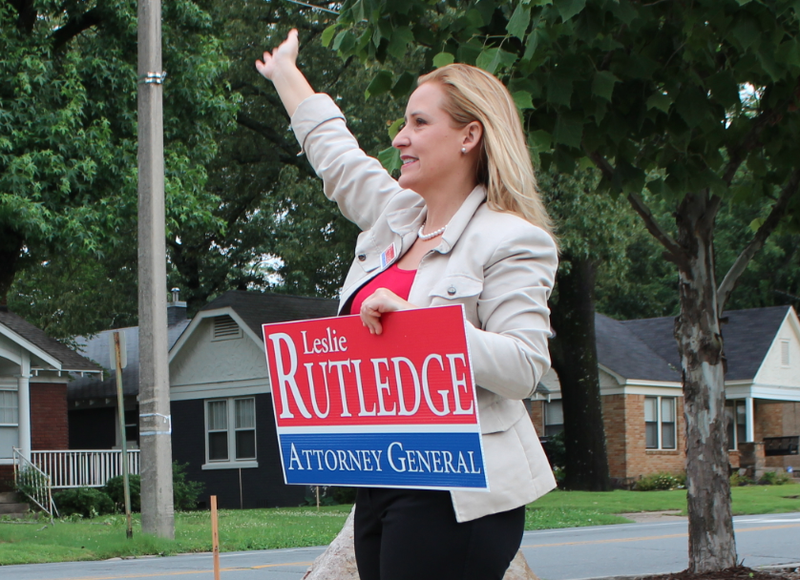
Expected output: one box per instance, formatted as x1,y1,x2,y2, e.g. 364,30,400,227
357,254,366,261
447,286,456,296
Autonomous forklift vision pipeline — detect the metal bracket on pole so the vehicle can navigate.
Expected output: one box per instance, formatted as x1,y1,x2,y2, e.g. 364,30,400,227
140,413,172,436
139,71,168,85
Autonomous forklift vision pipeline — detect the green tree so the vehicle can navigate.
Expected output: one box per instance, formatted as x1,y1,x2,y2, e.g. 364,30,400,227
329,0,800,571
2,0,236,324
159,3,406,312
542,168,636,491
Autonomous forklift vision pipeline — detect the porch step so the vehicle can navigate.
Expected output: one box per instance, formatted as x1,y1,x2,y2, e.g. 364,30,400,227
0,491,30,519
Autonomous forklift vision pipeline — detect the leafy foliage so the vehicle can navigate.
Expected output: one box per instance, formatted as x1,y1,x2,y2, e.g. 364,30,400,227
53,488,115,518
104,474,142,513
634,472,687,492
172,462,204,511
3,0,237,333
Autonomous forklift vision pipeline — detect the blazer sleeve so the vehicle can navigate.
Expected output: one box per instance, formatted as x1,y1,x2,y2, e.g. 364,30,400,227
466,222,557,400
291,94,415,231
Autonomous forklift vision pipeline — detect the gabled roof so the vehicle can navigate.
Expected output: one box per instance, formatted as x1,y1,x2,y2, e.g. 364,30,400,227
0,307,101,373
68,319,191,400
198,290,339,336
613,305,793,382
595,314,679,383
70,291,338,402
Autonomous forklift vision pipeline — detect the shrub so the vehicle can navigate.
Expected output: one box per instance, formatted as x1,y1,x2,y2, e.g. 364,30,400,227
172,462,204,511
730,471,753,486
15,467,49,505
634,472,686,491
541,431,566,470
758,471,791,486
54,487,115,518
104,474,142,512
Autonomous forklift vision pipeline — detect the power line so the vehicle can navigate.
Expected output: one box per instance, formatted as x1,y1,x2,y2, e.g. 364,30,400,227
282,0,340,15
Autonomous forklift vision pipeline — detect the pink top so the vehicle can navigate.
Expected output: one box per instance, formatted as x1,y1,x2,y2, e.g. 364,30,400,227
349,263,417,315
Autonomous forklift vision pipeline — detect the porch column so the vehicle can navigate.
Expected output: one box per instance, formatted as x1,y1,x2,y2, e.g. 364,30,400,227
17,352,31,460
745,396,755,443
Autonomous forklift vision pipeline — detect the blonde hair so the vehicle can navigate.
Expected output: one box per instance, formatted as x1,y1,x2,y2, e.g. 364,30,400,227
417,64,555,239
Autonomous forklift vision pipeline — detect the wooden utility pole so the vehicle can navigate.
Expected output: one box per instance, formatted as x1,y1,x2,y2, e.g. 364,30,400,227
137,0,174,539
112,331,134,539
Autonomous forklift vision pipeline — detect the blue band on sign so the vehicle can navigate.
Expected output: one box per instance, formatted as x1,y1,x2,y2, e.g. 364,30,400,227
279,431,487,489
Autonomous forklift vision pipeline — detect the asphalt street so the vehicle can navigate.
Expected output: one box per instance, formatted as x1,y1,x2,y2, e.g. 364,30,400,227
2,512,798,580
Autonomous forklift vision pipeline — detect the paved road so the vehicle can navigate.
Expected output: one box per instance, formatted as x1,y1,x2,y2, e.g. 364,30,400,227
3,512,798,580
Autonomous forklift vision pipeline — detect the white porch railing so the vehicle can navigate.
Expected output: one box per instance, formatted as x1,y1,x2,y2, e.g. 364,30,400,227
29,450,141,489
13,448,57,522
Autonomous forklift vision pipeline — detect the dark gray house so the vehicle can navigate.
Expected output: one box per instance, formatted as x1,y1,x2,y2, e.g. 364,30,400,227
167,291,338,509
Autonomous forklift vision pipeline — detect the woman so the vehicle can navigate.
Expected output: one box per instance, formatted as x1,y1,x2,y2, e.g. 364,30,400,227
257,30,558,580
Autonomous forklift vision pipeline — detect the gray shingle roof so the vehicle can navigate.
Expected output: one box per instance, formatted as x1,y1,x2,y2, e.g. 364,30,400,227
595,314,679,382
0,308,101,372
614,305,792,382
199,290,339,336
68,319,191,400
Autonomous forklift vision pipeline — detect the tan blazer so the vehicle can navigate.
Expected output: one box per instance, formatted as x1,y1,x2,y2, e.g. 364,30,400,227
292,94,558,522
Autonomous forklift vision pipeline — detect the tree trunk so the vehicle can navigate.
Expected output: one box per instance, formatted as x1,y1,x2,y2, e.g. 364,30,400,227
0,229,24,304
674,192,737,572
549,256,611,491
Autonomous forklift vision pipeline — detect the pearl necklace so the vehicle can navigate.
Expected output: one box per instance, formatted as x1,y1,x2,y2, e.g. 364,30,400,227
418,223,447,240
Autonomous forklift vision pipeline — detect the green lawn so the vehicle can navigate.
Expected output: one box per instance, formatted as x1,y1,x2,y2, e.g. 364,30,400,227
1,483,798,566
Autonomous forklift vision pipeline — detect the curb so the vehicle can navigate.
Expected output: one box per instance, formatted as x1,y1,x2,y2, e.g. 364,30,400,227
565,565,800,580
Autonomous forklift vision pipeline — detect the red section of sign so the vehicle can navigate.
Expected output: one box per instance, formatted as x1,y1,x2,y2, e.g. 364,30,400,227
262,305,478,428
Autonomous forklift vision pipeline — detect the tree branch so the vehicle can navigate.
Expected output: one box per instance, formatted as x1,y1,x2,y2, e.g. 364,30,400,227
50,7,103,50
717,168,800,315
721,86,779,185
627,192,683,262
586,150,614,182
10,0,37,33
586,150,683,262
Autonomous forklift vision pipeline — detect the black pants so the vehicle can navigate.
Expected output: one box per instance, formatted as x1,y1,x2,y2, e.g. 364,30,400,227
354,488,525,580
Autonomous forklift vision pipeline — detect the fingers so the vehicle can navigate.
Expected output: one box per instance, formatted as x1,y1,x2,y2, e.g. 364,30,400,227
358,289,415,336
360,302,383,336
255,30,299,80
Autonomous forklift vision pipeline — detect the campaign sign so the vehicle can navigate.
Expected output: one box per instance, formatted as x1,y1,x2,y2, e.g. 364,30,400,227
261,305,487,490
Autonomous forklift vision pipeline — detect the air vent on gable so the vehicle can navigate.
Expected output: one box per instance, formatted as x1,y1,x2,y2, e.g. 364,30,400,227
213,315,242,341
781,340,790,366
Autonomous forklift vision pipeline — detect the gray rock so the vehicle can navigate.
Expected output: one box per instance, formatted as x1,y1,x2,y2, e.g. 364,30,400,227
302,507,539,580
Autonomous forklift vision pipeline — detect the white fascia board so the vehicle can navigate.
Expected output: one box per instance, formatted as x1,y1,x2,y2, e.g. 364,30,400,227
601,384,684,397
725,380,800,402
0,326,62,370
747,384,800,402
169,306,264,363
598,364,626,385
171,378,270,401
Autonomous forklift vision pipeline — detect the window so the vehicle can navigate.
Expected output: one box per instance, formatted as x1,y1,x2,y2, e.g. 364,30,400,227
544,400,564,437
205,398,256,466
645,396,676,450
123,409,139,449
726,400,747,450
0,391,18,425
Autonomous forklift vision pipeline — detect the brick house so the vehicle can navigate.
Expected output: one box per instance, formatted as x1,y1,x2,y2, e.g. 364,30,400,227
529,305,800,482
0,307,101,489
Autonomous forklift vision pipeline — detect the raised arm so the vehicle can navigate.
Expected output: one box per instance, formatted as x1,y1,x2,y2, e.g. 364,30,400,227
255,29,314,118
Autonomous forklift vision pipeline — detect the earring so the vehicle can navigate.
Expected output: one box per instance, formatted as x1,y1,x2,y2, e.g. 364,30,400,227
461,147,467,154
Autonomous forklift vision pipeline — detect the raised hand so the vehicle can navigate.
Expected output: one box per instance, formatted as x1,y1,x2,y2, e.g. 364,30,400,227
255,29,299,82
